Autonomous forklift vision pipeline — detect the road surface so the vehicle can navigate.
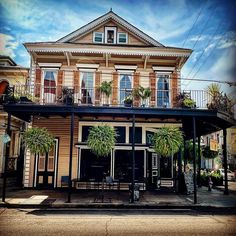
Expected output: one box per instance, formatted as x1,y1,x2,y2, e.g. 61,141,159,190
0,208,235,235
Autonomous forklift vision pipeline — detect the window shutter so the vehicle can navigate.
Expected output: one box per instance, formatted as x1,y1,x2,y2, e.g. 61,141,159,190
35,68,41,98
133,72,140,107
95,71,101,105
57,70,64,99
73,71,80,94
171,71,178,107
149,72,156,107
112,72,118,105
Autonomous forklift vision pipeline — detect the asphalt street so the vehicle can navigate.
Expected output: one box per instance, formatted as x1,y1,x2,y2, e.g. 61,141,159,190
0,208,235,235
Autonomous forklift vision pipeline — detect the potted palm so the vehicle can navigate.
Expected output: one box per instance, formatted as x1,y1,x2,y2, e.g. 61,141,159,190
152,126,184,157
87,125,117,157
22,127,55,165
134,86,151,107
100,81,112,106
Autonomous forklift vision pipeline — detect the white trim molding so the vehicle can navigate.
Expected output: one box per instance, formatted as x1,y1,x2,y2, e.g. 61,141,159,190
115,65,137,70
152,66,175,72
76,63,100,69
38,63,62,68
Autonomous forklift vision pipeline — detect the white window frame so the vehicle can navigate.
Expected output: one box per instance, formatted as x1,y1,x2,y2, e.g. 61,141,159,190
156,74,171,108
105,27,117,44
118,71,133,104
118,32,128,44
42,68,58,104
93,32,104,43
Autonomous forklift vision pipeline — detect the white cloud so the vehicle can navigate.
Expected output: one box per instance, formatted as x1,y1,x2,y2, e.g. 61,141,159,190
0,33,19,58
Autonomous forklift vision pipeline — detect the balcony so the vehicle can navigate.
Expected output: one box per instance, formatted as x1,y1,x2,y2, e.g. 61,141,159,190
1,84,234,116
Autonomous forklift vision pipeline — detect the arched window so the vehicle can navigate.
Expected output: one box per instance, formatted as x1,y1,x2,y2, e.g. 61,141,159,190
157,75,169,107
119,74,132,104
81,72,94,104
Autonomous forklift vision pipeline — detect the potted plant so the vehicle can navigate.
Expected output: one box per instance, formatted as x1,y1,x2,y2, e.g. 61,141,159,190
22,127,55,164
87,125,117,157
134,86,151,107
100,81,112,106
124,95,133,107
175,92,196,108
62,87,74,105
152,126,184,157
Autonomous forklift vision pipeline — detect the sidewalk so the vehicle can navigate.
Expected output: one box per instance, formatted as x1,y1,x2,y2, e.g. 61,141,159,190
0,186,236,211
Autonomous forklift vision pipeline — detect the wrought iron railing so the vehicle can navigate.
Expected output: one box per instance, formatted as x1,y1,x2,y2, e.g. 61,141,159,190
2,84,234,115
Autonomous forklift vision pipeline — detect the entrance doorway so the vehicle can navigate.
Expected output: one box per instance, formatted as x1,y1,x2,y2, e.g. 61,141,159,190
36,139,58,189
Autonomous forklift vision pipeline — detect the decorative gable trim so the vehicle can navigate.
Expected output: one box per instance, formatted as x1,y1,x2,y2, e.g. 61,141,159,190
57,11,163,47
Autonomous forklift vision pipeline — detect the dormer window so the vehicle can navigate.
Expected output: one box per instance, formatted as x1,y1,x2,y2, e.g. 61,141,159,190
118,33,128,44
105,27,117,44
93,32,103,43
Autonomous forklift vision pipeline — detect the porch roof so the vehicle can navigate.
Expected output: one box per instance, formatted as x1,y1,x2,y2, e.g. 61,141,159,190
3,103,235,139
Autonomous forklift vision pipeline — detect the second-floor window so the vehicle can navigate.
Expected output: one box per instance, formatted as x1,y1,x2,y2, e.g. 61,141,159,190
118,33,127,44
80,71,94,104
157,75,170,107
43,70,57,103
119,73,132,105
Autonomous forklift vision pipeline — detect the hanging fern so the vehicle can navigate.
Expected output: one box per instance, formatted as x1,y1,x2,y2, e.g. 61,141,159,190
152,126,184,157
87,125,117,157
23,127,55,154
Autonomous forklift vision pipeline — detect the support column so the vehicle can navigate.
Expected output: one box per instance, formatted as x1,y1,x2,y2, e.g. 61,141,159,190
177,150,182,192
223,128,228,195
131,113,135,203
197,136,201,187
67,111,74,203
192,117,197,204
2,113,11,202
183,138,187,172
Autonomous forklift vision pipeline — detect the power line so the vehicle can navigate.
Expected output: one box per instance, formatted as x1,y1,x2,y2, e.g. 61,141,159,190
182,1,207,47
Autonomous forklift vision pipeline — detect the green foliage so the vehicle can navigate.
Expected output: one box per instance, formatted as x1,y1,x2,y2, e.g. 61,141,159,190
100,81,112,97
206,83,235,115
202,146,218,159
133,86,151,100
23,127,54,154
152,126,184,157
200,171,223,186
183,98,196,108
124,95,133,104
87,125,117,157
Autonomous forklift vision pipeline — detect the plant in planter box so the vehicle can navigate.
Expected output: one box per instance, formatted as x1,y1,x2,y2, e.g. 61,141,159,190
100,81,112,106
183,97,196,108
87,125,117,157
175,92,196,108
152,126,184,157
133,86,151,107
62,87,74,105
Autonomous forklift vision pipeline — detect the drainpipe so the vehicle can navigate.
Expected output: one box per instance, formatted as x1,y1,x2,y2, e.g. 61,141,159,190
197,136,201,187
2,113,11,202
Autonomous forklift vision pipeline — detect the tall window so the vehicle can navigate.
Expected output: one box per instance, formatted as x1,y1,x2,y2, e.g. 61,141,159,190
105,27,117,44
157,75,169,107
119,74,132,104
43,70,57,103
80,72,94,104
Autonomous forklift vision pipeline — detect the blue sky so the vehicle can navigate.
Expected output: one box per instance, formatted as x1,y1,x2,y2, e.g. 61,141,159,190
0,0,235,94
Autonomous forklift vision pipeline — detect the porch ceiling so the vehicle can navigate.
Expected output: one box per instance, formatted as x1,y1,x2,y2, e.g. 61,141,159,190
3,103,235,139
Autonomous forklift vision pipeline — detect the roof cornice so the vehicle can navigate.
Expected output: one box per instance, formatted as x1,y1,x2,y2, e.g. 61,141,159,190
24,43,192,57
57,11,163,47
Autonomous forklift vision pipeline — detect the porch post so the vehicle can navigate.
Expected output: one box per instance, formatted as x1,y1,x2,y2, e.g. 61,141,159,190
2,113,11,202
67,111,74,203
183,138,187,172
223,128,228,195
192,117,197,204
177,150,182,192
197,136,201,187
131,113,135,203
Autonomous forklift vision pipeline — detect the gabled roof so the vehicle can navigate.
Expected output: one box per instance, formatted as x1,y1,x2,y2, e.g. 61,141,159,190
57,10,164,47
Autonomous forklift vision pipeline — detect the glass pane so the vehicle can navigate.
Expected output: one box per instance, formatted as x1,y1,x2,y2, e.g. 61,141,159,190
95,33,103,42
119,74,132,104
119,33,127,43
38,156,45,171
44,71,56,94
48,157,54,171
